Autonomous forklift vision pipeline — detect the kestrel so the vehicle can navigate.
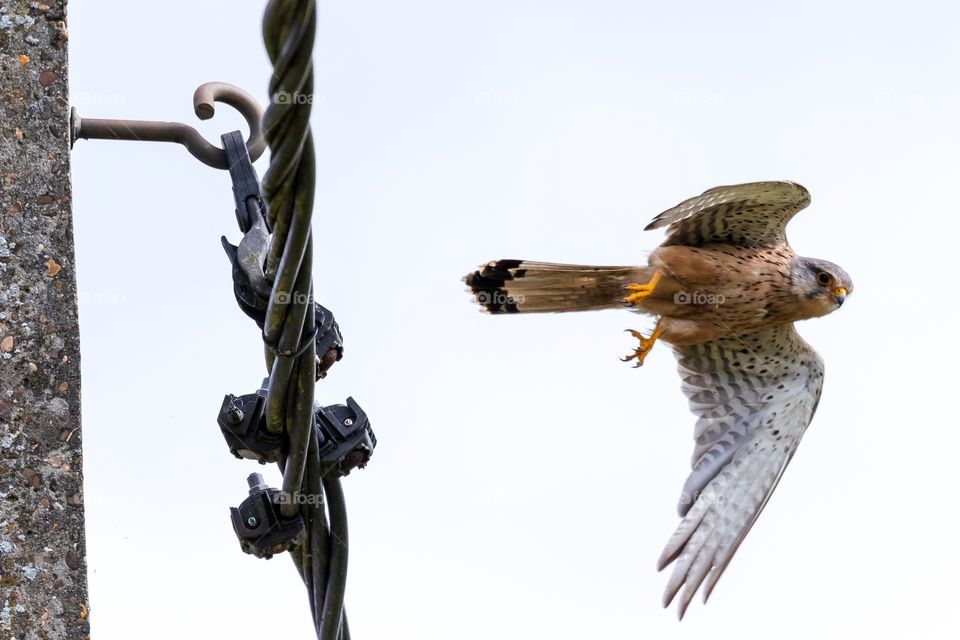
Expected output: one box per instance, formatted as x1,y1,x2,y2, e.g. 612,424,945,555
463,181,852,619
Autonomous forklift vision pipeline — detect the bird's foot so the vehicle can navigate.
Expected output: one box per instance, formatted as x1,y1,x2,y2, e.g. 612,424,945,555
621,323,664,367
624,269,663,305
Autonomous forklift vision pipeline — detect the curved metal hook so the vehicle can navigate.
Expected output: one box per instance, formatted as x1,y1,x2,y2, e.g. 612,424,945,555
70,81,266,169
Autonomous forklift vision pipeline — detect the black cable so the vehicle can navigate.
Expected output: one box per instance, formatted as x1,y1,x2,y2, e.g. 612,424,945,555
259,1,352,637
319,477,349,638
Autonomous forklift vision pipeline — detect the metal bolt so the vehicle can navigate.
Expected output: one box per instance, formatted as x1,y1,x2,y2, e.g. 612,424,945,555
225,400,244,425
246,516,258,528
344,418,353,426
246,472,267,495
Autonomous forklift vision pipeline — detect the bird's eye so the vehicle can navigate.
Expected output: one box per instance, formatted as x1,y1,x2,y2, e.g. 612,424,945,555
816,272,831,286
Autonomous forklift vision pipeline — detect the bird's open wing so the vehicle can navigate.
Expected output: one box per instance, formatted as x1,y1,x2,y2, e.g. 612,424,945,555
645,181,811,248
658,325,824,619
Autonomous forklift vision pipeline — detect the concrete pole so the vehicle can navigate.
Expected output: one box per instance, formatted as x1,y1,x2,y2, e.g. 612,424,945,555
0,1,89,638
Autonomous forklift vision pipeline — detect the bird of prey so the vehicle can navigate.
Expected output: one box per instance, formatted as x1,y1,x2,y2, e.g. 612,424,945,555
463,181,852,619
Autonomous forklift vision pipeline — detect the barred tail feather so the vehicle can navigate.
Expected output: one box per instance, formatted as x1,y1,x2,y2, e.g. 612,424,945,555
464,259,651,313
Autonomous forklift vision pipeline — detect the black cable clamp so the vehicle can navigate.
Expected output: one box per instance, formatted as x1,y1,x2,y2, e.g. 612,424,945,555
230,473,306,559
217,378,283,464
317,397,376,477
220,129,344,380
222,130,268,233
218,378,376,474
220,130,272,321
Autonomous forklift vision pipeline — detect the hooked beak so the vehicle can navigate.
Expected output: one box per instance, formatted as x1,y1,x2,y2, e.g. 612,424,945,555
833,286,847,307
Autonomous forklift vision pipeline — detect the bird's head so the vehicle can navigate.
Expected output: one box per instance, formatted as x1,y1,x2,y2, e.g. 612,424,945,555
791,257,853,319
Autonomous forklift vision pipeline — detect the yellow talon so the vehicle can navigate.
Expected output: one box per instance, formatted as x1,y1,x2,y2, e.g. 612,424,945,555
621,322,664,367
624,269,663,305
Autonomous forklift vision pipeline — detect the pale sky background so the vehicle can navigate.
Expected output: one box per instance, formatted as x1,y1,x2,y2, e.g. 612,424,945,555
70,1,959,638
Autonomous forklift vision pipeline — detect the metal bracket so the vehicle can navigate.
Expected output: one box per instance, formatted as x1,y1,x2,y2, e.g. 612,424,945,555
221,130,273,300
70,81,265,170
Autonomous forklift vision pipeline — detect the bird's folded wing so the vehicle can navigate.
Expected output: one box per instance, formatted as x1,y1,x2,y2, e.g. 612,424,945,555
645,181,811,248
658,325,824,619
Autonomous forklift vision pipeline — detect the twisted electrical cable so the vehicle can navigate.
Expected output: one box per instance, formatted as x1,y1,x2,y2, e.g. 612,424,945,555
260,1,349,637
